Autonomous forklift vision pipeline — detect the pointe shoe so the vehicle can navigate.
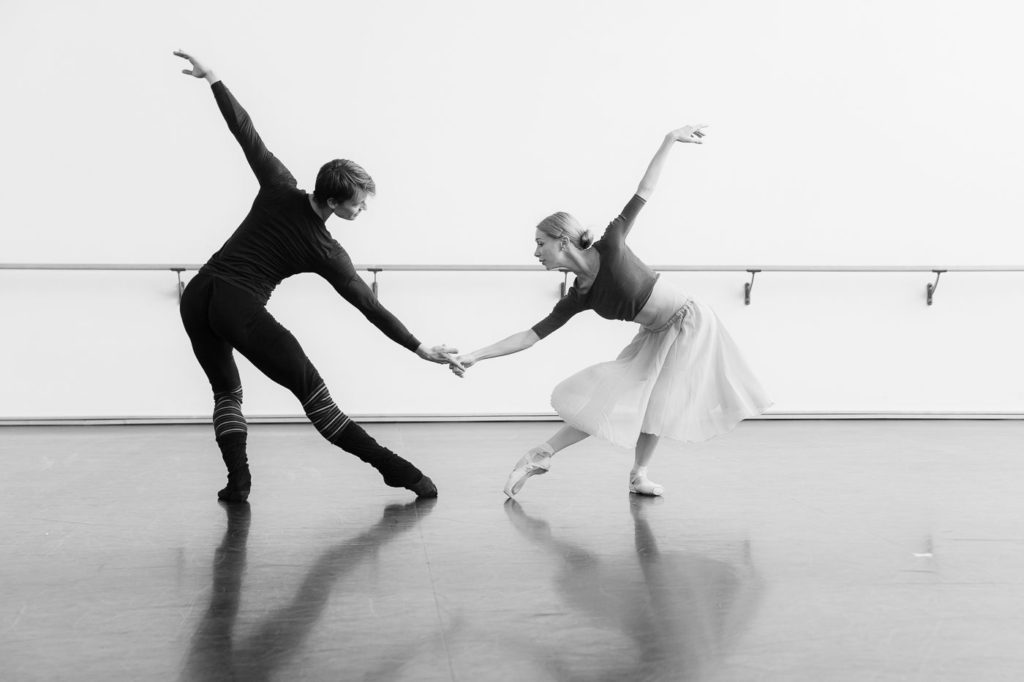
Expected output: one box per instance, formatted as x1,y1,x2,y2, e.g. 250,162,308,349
504,447,552,498
406,474,438,499
628,473,664,497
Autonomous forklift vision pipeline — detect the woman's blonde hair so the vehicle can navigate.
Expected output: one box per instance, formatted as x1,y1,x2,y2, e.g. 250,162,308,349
536,212,594,250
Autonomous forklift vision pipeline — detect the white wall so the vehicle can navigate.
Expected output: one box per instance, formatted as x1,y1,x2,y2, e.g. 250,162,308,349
3,0,1024,420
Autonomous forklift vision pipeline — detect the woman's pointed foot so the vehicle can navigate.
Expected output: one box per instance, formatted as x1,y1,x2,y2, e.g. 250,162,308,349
504,446,553,498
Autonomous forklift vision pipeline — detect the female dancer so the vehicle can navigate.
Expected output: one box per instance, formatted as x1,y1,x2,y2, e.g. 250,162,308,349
453,125,771,497
174,51,457,502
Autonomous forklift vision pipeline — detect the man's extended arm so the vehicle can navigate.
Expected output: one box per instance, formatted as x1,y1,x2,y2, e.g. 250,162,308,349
174,50,295,188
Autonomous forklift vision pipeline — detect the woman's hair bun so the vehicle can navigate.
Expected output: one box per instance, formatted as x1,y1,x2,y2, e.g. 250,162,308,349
578,229,594,249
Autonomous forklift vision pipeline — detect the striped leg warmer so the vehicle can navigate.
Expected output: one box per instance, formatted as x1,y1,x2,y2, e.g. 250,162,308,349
302,382,422,488
213,387,250,501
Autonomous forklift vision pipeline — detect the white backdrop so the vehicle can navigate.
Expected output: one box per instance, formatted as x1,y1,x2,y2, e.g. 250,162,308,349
2,0,1024,420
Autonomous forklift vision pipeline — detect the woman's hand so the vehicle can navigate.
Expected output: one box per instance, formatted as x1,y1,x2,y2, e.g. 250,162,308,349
174,50,212,80
448,353,476,378
636,126,707,199
668,124,708,144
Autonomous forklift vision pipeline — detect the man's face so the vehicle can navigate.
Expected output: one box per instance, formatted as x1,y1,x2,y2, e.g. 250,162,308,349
332,194,369,220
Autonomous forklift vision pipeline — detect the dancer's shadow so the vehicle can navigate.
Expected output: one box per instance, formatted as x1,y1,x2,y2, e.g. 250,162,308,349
504,497,761,682
180,498,440,681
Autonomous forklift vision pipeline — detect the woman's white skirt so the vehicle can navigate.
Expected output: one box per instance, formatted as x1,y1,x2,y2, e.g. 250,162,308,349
551,293,772,449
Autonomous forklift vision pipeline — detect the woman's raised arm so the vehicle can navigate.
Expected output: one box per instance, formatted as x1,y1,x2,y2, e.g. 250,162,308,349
635,124,707,201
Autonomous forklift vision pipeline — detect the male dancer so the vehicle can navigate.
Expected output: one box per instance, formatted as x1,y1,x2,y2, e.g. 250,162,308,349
175,50,457,502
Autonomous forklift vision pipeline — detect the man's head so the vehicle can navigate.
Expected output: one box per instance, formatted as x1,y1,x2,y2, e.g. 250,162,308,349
314,159,376,220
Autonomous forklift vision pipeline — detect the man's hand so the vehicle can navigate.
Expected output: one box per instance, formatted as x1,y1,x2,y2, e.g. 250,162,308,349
416,343,463,368
174,50,214,81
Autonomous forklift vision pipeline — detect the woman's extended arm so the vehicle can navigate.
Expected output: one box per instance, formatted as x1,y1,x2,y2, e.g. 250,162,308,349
449,330,540,377
635,124,707,201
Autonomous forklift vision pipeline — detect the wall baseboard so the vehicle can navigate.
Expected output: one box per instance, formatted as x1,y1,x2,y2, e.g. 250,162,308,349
1,411,1022,426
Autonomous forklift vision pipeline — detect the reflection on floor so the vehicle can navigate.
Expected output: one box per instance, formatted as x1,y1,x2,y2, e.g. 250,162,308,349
1,420,1023,681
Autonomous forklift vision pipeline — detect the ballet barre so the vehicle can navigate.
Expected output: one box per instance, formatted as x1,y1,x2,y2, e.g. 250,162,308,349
2,263,1023,306
715,266,1024,306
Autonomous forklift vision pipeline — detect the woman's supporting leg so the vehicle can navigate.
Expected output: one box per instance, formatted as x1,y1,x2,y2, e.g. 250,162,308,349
629,432,664,496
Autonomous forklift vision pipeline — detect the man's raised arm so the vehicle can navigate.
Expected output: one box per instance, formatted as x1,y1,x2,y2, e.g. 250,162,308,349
174,50,294,188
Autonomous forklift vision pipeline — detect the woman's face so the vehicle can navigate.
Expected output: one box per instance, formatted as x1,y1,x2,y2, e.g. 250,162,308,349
534,229,564,270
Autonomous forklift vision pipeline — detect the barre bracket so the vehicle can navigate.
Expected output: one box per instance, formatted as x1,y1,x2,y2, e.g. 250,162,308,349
744,269,760,305
172,268,186,302
368,268,382,298
926,270,945,306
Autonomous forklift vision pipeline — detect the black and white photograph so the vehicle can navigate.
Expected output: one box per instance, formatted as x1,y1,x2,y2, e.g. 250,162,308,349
2,1,1023,679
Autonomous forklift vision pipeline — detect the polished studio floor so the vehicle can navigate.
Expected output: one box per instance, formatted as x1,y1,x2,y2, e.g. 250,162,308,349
2,420,1023,681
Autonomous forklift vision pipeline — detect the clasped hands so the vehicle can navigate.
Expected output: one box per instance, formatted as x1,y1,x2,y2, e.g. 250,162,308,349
415,344,473,378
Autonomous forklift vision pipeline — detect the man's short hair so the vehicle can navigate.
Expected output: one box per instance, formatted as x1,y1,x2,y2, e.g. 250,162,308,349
313,159,376,204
